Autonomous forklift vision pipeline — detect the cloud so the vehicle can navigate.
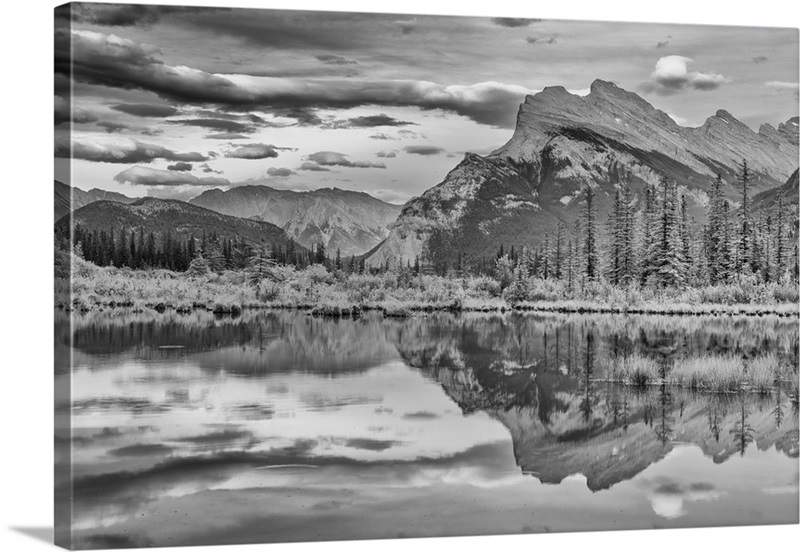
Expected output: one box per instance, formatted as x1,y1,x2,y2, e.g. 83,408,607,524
205,132,249,140
315,54,358,65
752,55,769,64
167,162,193,171
640,479,723,519
646,56,730,95
404,145,446,156
370,189,411,204
526,36,557,45
334,114,417,128
491,18,539,28
266,167,296,177
170,118,254,133
394,19,417,35
96,121,162,136
225,143,280,159
110,103,178,117
369,133,395,140
656,40,670,49
199,163,222,174
765,81,799,90
55,136,208,163
306,151,386,169
58,29,532,127
62,3,224,27
376,151,397,158
297,162,331,172
54,96,99,125
114,166,230,187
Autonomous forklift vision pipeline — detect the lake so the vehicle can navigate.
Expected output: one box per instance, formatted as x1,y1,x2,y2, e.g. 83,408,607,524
55,310,799,549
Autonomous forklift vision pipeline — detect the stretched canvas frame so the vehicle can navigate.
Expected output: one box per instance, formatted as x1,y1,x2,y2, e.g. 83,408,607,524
55,2,800,550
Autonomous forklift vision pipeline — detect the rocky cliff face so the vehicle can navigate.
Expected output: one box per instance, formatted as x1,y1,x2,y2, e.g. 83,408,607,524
190,185,402,257
368,80,799,267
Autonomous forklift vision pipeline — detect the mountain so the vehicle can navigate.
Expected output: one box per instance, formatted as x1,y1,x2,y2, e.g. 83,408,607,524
190,185,402,257
56,197,300,251
386,314,798,491
367,80,799,267
54,180,136,222
752,169,799,213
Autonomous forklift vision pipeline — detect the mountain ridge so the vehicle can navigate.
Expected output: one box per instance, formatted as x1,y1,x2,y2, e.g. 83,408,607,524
190,184,402,257
367,79,799,267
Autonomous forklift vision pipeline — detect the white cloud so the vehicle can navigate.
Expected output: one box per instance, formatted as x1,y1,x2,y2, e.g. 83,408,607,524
648,55,730,94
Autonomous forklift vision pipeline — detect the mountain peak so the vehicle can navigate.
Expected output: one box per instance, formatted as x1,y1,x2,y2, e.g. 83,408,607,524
589,79,620,95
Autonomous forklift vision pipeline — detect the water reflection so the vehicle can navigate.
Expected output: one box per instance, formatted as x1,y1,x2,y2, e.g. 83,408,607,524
56,310,799,548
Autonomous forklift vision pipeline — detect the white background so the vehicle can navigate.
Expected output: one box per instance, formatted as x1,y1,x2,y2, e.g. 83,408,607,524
1,1,798,551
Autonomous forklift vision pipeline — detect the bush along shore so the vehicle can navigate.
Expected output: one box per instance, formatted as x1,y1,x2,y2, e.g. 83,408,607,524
56,250,799,319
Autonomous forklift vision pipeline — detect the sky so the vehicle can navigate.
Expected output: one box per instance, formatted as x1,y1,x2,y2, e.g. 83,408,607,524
54,3,799,204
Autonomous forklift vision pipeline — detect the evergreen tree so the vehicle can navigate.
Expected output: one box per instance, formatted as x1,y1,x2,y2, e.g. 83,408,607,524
649,176,686,288
582,185,598,282
737,159,753,272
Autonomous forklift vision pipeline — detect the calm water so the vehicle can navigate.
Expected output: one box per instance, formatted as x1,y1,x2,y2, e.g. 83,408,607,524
55,310,799,549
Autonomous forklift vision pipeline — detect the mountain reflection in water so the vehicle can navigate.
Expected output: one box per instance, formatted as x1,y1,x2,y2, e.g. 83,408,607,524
55,310,799,549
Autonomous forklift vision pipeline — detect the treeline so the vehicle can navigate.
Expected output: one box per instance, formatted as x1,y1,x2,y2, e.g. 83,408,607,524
492,160,799,289
63,225,310,272
62,224,374,275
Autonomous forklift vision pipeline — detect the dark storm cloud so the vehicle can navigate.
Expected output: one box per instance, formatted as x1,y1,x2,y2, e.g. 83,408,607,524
297,162,331,172
55,136,209,163
114,166,230,187
175,9,368,50
307,151,386,169
491,18,539,28
344,438,402,452
54,96,98,125
111,103,179,117
404,145,446,156
205,133,249,140
338,114,418,128
170,119,255,133
266,167,296,177
96,121,162,136
62,3,227,28
167,162,193,171
315,54,358,65
59,29,531,128
225,143,280,160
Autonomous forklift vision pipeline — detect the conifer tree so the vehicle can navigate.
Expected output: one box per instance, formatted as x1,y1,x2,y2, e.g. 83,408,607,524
582,185,598,282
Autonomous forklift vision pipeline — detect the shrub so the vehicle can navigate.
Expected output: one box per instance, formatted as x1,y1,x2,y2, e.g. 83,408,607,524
608,354,660,386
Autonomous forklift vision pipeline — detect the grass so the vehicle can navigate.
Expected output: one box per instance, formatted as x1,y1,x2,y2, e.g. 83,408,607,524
747,353,780,394
604,351,795,394
669,355,746,392
607,354,661,387
56,251,800,319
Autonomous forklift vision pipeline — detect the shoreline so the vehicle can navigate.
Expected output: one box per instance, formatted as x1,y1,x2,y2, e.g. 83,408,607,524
56,298,800,318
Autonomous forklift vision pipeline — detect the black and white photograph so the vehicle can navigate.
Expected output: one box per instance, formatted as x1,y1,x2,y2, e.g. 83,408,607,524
45,0,800,549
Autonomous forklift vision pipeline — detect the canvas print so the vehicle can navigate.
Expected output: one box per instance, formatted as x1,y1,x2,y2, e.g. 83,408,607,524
54,2,799,549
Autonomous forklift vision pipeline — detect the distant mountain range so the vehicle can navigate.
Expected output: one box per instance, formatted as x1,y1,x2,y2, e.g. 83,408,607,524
190,185,402,257
54,180,135,222
54,180,401,258
366,80,799,267
57,196,297,251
